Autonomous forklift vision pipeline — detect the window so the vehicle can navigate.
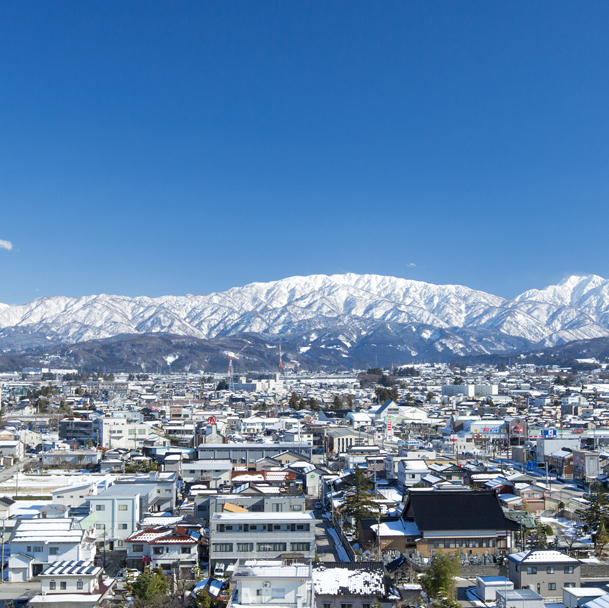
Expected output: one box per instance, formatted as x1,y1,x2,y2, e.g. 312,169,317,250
291,543,311,552
49,547,59,556
257,590,262,596
271,589,286,599
96,504,105,511
60,582,67,590
213,543,233,552
77,581,83,590
547,566,554,574
257,542,286,552
292,505,302,511
564,566,575,574
548,583,556,591
128,429,136,435
138,429,146,435
527,567,537,574
27,546,31,553
34,546,43,553
119,524,128,530
323,604,332,608
49,582,56,590
341,604,353,608
96,524,104,530
565,583,576,588
181,547,191,554
153,547,164,555
237,543,253,552
133,545,144,553
363,604,372,608
119,505,128,511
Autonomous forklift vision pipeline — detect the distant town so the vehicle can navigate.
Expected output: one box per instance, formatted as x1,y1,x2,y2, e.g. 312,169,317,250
0,360,608,608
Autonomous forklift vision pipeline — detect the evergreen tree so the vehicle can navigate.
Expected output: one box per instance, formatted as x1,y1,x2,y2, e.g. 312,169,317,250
420,553,460,602
342,467,380,522
127,566,169,602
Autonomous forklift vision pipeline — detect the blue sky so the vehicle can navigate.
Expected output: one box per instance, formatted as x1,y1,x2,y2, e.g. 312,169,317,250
1,1,608,304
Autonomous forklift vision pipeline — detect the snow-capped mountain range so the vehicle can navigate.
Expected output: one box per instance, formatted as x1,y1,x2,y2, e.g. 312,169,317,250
2,273,609,359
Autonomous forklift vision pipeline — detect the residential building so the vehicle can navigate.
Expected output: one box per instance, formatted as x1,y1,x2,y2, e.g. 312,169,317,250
397,459,430,489
507,549,581,598
8,519,97,581
28,560,115,608
126,525,200,577
227,559,314,608
94,417,150,449
209,512,315,569
195,494,307,526
313,562,393,608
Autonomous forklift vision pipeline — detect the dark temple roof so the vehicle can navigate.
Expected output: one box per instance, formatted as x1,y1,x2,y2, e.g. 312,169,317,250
403,490,519,531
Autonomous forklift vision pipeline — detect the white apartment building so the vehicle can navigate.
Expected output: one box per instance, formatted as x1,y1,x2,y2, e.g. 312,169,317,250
209,512,316,569
29,560,115,608
94,417,150,449
227,559,314,608
8,519,96,581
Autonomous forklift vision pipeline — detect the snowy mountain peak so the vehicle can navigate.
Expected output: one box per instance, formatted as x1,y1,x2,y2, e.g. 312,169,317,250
1,272,609,356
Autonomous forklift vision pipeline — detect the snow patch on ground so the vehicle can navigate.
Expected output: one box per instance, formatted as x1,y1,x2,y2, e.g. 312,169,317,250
326,528,351,562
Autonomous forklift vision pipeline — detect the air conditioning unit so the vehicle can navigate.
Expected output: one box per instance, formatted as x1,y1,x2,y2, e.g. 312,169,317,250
263,582,271,588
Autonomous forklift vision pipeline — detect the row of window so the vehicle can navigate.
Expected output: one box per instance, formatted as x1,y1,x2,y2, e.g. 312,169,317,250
432,538,496,549
212,542,310,553
130,544,192,555
96,523,129,530
216,523,310,532
49,581,84,590
523,566,575,574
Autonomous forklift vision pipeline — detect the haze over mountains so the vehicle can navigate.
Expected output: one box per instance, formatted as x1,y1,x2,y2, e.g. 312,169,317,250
2,274,609,372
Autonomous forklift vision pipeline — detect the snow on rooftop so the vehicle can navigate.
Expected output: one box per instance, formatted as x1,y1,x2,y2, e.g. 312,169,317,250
313,565,385,596
507,549,579,564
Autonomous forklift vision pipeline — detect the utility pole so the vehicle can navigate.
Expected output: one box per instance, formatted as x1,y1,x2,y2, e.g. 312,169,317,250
1,518,4,584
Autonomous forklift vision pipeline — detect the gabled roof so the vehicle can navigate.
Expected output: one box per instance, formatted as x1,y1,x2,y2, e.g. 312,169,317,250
403,490,519,531
507,549,580,564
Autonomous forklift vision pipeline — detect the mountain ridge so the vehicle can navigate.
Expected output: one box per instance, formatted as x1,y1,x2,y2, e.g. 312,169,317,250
2,273,609,358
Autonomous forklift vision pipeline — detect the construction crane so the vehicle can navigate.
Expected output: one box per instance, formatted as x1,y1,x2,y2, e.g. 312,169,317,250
227,342,249,391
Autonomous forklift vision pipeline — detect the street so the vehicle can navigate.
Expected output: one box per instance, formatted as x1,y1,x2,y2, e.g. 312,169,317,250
315,515,342,562
0,458,37,485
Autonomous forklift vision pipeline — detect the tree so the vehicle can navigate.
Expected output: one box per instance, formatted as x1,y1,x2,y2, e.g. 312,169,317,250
127,566,169,603
582,491,609,552
216,379,228,391
453,377,464,385
420,553,460,603
342,467,380,523
426,391,434,403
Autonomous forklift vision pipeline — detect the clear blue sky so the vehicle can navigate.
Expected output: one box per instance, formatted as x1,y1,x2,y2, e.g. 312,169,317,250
1,1,608,304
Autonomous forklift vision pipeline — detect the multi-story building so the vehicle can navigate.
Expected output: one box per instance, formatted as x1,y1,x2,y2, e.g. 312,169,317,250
88,474,176,550
8,519,97,581
195,494,307,526
226,559,314,608
58,417,96,444
28,560,115,608
209,512,315,569
126,525,200,577
94,417,150,450
507,549,581,598
397,459,430,489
